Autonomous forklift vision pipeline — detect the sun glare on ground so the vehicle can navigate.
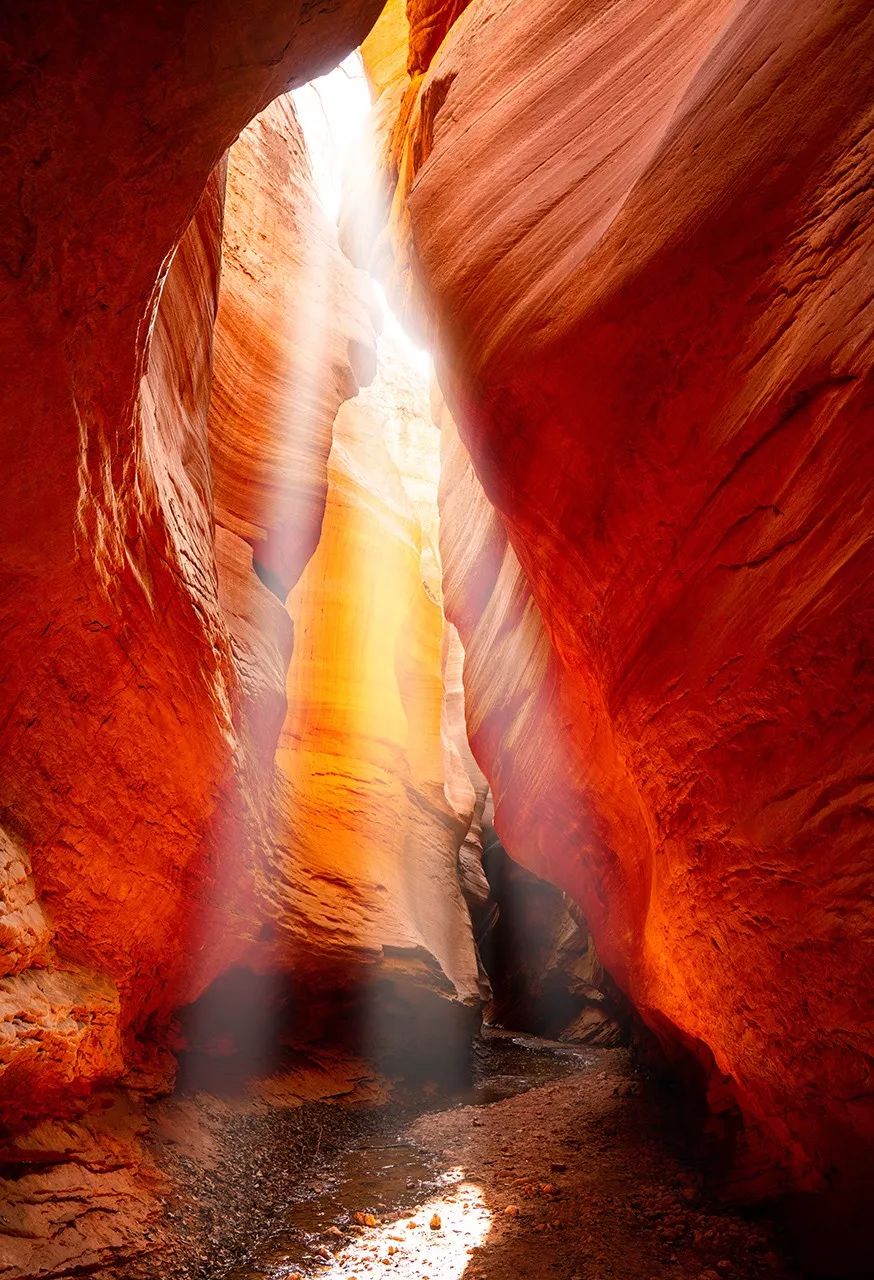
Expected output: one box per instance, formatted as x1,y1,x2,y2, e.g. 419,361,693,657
304,1176,491,1279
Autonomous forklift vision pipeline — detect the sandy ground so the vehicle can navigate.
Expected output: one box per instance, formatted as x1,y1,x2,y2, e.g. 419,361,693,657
225,1048,800,1280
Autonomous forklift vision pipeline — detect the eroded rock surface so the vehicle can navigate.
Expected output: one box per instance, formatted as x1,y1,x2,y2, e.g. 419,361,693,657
209,96,378,598
364,0,874,1213
1,0,871,1272
0,4,483,1274
0,0,385,1125
261,327,480,1068
0,828,52,977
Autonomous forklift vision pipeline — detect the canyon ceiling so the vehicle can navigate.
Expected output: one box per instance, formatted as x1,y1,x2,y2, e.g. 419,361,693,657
0,0,872,1274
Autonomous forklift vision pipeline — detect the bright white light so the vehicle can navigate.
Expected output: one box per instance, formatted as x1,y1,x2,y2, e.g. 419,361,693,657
376,282,433,380
306,1179,492,1278
292,56,432,381
292,54,370,224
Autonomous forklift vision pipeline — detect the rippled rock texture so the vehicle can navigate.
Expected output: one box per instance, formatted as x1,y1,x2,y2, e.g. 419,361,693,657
209,96,378,600
2,0,872,1273
262,334,480,1068
363,0,874,1216
0,3,485,1272
0,0,386,1124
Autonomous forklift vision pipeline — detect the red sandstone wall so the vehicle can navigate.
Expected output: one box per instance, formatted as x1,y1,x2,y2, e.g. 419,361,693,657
364,0,874,1202
0,0,384,1122
0,0,485,1131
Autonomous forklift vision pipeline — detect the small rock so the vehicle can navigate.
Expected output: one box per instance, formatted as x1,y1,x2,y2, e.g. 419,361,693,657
504,1204,521,1217
429,1212,442,1230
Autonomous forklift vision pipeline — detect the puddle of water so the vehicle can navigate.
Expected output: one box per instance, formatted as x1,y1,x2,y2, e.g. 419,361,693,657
225,1032,598,1279
224,1139,447,1278
460,1030,598,1105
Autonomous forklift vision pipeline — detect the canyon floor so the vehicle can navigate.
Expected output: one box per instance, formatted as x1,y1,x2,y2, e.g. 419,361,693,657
132,1037,802,1280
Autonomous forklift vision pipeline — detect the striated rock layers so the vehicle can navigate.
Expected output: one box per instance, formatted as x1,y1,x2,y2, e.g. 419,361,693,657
0,0,385,1129
0,0,481,1146
260,336,481,1070
208,96,378,600
362,0,874,1218
0,45,487,1270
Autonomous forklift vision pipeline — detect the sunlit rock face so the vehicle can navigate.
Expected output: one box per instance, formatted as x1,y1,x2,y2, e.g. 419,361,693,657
0,0,384,1126
173,80,481,1074
1,14,486,1260
365,0,874,1208
259,325,481,1068
0,168,235,1124
209,97,378,599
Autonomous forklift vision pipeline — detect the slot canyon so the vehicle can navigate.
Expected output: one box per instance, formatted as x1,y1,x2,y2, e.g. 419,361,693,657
0,2,871,1278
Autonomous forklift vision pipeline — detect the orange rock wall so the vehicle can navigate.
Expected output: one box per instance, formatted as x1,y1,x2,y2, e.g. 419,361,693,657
1,0,487,1132
365,0,874,1201
1,19,484,1262
0,0,384,1122
200,90,480,1051
2,169,235,1119
263,357,480,1024
209,97,377,598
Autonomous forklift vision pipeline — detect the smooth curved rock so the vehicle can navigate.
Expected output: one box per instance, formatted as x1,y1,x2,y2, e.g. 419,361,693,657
261,351,481,1046
367,0,874,1206
209,96,378,599
0,0,383,1122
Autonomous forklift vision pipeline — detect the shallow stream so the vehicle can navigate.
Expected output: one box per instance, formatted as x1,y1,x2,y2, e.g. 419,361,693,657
226,1032,597,1279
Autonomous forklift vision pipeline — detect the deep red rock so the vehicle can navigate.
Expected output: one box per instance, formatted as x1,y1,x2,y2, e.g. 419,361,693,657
0,0,384,1123
365,0,874,1207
